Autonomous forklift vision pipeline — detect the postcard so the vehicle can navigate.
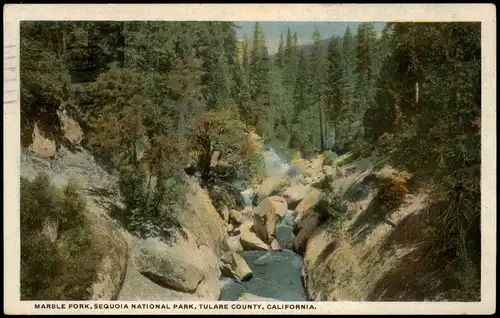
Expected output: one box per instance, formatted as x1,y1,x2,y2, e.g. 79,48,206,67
3,3,496,315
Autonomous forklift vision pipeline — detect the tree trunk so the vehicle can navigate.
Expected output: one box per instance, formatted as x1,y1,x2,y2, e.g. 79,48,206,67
200,147,212,184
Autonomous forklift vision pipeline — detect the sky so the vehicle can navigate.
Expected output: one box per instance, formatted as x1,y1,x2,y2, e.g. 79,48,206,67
235,22,386,55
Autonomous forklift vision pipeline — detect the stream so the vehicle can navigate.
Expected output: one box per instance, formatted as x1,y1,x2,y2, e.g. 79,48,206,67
218,146,308,301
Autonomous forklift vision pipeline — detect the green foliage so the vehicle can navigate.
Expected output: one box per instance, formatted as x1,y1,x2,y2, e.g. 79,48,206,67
316,192,348,221
366,23,481,263
189,107,252,183
325,36,343,125
20,22,73,145
323,150,338,166
244,152,268,185
20,173,102,300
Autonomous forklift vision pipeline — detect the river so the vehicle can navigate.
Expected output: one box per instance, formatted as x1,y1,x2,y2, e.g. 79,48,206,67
218,146,308,301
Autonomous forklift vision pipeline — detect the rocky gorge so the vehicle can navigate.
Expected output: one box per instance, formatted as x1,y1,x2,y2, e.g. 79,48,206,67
20,108,472,302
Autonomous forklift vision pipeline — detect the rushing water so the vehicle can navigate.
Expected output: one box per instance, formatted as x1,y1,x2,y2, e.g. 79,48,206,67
219,210,306,301
219,146,307,301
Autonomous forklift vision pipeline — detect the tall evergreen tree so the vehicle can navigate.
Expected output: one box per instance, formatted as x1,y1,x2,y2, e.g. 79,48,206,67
282,28,298,92
211,49,233,109
325,36,343,149
293,50,310,116
309,27,327,150
325,36,343,121
276,33,285,69
336,25,357,150
355,23,378,119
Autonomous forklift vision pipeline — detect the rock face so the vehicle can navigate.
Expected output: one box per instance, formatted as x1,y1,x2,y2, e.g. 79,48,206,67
57,109,84,145
292,212,323,255
28,122,57,158
178,178,228,258
238,221,270,251
195,245,222,299
21,113,229,301
299,160,461,301
87,206,129,300
253,196,288,245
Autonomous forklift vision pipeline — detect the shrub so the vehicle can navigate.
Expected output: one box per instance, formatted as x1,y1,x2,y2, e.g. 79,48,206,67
20,173,102,300
316,192,348,221
429,165,480,265
372,166,411,212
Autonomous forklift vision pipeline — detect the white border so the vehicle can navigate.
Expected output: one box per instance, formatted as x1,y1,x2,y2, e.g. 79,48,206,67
3,3,496,315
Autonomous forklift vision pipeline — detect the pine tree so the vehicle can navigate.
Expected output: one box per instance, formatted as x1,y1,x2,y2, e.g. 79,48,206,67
325,36,343,150
235,38,252,122
282,28,299,96
309,27,327,150
293,50,310,115
325,36,343,124
211,50,233,109
248,22,270,131
293,32,299,54
251,22,264,73
336,25,357,151
276,33,285,69
355,23,378,120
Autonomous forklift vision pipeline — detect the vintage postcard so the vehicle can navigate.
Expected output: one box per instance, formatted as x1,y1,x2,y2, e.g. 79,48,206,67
3,3,496,315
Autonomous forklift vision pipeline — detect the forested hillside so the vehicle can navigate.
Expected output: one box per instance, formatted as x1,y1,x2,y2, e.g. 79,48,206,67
20,21,481,301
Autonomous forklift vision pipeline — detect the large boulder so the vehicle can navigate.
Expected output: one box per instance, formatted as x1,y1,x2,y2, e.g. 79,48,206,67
294,188,324,227
131,229,206,293
118,262,199,301
220,251,253,281
253,196,288,244
28,122,56,158
119,229,221,301
238,221,270,251
282,184,314,210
